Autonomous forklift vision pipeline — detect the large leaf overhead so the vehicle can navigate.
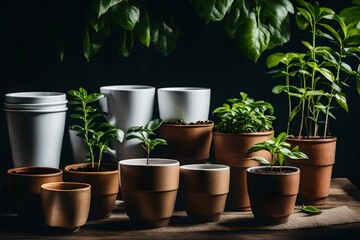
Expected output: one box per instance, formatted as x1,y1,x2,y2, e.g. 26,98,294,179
93,0,123,18
190,0,234,22
111,0,140,31
151,17,179,56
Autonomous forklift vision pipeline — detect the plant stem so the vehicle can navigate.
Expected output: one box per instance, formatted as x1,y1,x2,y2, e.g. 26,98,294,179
286,66,291,135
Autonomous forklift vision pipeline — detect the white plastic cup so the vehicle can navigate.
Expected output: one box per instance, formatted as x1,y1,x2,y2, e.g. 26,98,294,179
4,108,67,168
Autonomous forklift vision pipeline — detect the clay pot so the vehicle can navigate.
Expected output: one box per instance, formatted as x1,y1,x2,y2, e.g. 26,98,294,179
180,164,229,222
157,122,213,164
63,163,119,220
7,166,63,227
41,182,91,232
247,166,300,225
213,130,274,211
286,136,337,205
119,158,179,228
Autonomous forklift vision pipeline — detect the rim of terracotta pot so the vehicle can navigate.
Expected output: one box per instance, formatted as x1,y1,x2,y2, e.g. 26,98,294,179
7,166,63,177
180,164,229,171
119,158,179,167
157,87,210,92
161,122,214,128
64,163,118,175
286,136,337,143
41,182,91,192
247,166,300,175
213,130,274,136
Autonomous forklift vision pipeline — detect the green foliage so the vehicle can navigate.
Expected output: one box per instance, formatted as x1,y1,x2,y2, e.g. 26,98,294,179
126,118,167,164
190,0,294,62
266,0,360,138
212,92,276,133
248,132,308,172
82,0,179,61
68,87,124,170
300,204,322,215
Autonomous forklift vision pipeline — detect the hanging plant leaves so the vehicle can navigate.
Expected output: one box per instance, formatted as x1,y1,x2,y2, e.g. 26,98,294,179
111,0,140,31
135,5,151,47
190,0,234,23
93,0,123,18
116,29,134,57
83,27,107,62
224,0,244,38
234,13,270,62
90,15,111,35
151,16,179,56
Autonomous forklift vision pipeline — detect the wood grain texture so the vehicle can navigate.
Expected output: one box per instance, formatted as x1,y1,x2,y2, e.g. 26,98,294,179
0,178,360,239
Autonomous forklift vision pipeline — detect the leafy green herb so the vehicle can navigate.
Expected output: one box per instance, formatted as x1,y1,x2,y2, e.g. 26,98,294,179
212,92,276,133
300,204,322,215
68,87,124,170
248,132,308,172
126,118,167,165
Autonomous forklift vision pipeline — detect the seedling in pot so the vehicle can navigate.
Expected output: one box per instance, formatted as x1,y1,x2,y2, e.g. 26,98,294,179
126,118,167,165
68,87,124,170
248,132,308,172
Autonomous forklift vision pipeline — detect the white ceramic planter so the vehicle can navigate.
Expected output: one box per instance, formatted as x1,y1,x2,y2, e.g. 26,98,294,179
5,92,66,104
4,108,67,168
68,129,89,164
157,87,211,123
99,85,155,160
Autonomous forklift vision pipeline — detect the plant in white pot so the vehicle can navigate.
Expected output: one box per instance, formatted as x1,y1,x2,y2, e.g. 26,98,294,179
64,87,125,220
212,91,276,211
247,132,308,225
266,0,360,205
119,118,179,228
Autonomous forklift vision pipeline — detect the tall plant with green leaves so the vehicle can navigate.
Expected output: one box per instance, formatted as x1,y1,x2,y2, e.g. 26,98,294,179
266,0,360,138
190,0,294,62
248,132,308,172
212,92,276,133
126,118,167,164
68,87,124,169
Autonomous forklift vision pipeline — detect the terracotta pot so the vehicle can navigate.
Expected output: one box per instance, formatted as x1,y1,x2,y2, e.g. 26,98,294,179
286,136,336,205
157,123,213,164
63,163,119,220
247,166,300,225
213,130,274,211
119,158,179,228
41,182,91,232
180,164,229,222
7,167,63,227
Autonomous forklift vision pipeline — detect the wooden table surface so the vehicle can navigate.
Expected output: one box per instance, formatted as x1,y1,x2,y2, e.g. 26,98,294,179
1,178,360,240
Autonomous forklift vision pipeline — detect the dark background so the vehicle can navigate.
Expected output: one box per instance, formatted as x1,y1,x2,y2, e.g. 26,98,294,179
0,0,359,190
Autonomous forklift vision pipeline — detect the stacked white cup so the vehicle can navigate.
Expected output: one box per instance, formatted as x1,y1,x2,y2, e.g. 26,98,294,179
3,92,68,168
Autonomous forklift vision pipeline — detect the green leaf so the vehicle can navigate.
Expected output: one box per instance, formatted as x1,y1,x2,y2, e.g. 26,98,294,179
339,6,360,25
190,0,234,23
296,8,312,28
272,85,285,94
116,29,134,57
267,53,286,68
82,27,107,62
267,15,291,49
146,118,163,132
335,93,349,112
135,5,151,47
93,0,123,18
224,0,242,38
111,0,140,31
301,205,322,215
234,14,270,62
250,157,270,165
151,16,179,56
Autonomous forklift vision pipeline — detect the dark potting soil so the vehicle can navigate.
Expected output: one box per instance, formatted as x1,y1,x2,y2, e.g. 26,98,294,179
250,167,298,175
69,165,117,172
164,120,214,125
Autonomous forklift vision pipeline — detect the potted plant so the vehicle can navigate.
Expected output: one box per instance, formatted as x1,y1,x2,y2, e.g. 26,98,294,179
247,132,308,225
119,118,180,228
63,87,124,220
212,91,276,211
266,0,360,205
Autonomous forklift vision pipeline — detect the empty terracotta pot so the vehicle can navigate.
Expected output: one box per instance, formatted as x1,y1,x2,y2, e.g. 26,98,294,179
247,166,300,225
157,122,213,164
286,136,336,205
63,163,119,220
180,164,230,222
41,182,91,232
213,131,274,211
7,166,63,227
119,158,179,228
